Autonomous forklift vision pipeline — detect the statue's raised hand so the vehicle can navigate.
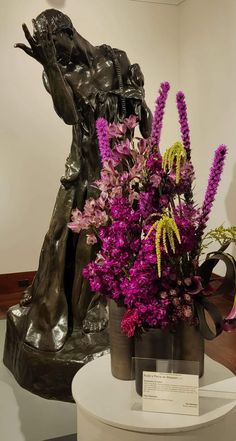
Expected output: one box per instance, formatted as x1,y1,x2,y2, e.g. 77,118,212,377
15,19,57,67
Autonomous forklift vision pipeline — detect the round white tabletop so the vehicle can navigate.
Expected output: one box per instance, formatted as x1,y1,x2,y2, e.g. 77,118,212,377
72,354,236,441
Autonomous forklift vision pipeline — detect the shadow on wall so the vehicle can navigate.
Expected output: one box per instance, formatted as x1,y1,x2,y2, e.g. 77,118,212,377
46,0,66,8
225,162,236,259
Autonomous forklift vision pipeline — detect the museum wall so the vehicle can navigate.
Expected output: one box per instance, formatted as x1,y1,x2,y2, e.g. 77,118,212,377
179,0,236,261
1,0,235,275
0,0,179,273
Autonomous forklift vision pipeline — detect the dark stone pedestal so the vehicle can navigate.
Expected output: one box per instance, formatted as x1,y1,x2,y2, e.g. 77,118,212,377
3,305,109,402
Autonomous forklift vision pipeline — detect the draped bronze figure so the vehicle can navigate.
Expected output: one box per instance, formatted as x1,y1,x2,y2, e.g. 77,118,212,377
4,9,152,401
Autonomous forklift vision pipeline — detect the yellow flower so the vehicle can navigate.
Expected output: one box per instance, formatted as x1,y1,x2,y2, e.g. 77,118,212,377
146,213,181,277
162,141,186,183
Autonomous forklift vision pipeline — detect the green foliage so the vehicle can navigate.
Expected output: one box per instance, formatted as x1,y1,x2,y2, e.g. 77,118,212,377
201,225,236,254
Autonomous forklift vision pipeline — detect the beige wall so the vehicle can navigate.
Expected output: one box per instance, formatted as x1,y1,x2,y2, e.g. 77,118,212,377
2,0,235,274
179,0,236,262
0,0,179,273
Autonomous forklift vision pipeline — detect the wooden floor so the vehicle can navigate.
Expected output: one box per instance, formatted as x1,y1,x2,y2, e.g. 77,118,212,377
1,290,235,374
0,291,23,319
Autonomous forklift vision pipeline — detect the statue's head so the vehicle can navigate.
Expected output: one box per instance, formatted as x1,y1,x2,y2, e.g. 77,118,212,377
35,9,75,65
35,9,73,34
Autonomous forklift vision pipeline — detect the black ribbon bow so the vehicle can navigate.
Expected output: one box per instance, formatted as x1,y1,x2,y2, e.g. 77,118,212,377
195,243,236,340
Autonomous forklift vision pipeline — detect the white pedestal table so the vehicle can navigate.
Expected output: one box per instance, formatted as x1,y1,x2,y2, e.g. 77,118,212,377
72,354,236,441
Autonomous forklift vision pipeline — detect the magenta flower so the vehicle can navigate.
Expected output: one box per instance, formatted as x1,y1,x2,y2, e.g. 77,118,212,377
121,308,142,337
69,83,232,338
150,173,161,188
176,91,191,157
223,296,236,332
96,118,112,164
197,145,228,240
151,81,170,150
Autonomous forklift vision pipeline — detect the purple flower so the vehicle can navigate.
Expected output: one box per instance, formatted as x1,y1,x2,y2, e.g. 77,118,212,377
169,161,194,194
173,206,200,253
151,81,170,150
69,85,230,338
96,118,112,164
138,190,155,216
150,173,161,188
146,153,163,173
197,145,228,240
159,195,169,209
176,91,191,157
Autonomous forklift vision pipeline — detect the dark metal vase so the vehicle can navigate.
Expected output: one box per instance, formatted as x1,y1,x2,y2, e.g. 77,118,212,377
135,328,173,395
108,299,134,380
173,323,205,376
135,325,204,396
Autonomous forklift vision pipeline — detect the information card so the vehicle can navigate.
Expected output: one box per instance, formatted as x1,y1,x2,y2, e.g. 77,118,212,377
142,371,199,416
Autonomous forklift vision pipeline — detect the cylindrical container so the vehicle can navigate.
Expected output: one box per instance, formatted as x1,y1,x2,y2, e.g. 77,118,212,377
134,325,204,395
108,299,134,380
173,323,205,377
134,328,174,395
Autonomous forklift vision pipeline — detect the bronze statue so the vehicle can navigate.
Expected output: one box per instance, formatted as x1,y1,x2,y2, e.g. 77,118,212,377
4,9,152,400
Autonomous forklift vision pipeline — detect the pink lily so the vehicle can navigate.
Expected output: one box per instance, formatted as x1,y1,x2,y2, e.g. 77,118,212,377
128,190,139,204
67,222,81,233
137,138,149,154
108,122,126,138
68,208,85,232
123,115,138,130
86,233,98,245
114,139,131,155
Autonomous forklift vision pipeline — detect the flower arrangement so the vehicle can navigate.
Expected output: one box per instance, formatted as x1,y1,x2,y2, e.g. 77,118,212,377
68,82,236,338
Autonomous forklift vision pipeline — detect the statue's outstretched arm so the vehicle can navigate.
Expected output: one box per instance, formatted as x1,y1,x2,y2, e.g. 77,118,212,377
15,21,78,125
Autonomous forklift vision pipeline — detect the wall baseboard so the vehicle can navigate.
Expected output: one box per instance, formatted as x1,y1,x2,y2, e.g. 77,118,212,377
0,271,36,296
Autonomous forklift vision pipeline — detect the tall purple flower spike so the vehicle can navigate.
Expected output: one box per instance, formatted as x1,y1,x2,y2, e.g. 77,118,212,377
151,81,170,150
176,91,191,159
198,145,228,239
96,117,112,164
